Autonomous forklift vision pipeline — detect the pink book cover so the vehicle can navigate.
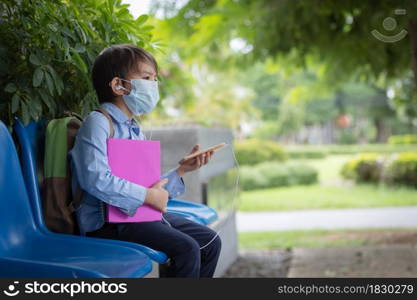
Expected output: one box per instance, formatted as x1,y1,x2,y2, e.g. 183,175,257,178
106,138,162,222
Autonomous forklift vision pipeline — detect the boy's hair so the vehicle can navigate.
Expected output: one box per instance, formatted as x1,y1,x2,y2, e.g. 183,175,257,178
92,44,159,103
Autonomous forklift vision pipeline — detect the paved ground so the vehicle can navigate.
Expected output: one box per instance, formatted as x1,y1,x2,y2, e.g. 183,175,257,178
224,231,417,277
237,206,417,232
222,250,291,278
288,244,417,277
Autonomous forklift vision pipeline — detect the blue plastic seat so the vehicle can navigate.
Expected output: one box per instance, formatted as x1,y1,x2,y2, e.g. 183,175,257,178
167,199,218,226
0,121,152,277
13,118,218,264
13,118,168,264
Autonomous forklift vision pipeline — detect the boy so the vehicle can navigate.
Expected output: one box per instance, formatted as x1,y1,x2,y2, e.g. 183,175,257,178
69,44,221,277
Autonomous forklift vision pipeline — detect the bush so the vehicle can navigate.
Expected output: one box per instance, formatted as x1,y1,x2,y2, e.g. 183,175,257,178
235,139,287,165
383,153,417,188
257,163,291,187
286,149,327,159
240,162,318,191
327,144,417,154
341,153,383,183
287,164,319,185
0,0,157,125
239,167,270,190
388,135,417,145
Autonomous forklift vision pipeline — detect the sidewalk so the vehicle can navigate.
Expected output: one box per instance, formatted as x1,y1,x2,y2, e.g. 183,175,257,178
288,244,417,277
237,206,417,232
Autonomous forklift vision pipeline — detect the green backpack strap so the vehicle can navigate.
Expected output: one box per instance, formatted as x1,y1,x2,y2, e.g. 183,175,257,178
44,117,78,178
44,116,83,234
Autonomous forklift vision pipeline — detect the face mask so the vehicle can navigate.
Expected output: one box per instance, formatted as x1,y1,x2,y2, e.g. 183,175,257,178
119,78,159,115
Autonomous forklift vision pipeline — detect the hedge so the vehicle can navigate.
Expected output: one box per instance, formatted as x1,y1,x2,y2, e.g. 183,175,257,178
285,144,417,157
235,139,287,165
341,152,417,188
388,135,417,145
240,162,318,191
384,153,417,188
341,153,383,183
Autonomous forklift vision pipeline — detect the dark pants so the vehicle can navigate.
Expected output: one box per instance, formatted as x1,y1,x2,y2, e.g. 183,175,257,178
86,212,222,278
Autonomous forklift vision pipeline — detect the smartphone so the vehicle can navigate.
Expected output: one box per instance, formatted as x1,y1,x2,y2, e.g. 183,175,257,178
178,142,227,163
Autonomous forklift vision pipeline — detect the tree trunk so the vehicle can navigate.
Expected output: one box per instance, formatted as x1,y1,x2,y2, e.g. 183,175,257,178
409,20,417,89
374,119,391,143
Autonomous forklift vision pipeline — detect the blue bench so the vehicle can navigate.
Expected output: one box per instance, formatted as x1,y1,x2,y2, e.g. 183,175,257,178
13,118,218,266
0,120,152,277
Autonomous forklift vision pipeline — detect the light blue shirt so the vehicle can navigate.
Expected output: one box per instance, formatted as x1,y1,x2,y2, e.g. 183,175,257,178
68,102,186,235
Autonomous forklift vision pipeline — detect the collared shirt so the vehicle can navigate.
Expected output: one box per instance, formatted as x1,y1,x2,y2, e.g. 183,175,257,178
68,102,185,235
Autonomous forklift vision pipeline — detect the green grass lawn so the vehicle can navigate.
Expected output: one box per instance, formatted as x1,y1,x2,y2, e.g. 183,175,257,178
238,154,417,212
293,154,353,182
239,229,417,250
238,184,417,212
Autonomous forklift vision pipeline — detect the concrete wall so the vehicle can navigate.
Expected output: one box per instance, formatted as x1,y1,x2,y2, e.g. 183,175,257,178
144,125,238,277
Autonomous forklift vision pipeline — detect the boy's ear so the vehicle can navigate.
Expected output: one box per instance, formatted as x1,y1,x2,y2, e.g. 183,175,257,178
109,77,125,96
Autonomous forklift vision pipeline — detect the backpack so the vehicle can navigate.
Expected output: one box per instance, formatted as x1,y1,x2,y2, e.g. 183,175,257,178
42,108,114,234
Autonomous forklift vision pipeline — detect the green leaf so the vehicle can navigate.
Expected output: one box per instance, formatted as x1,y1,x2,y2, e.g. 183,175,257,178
71,50,88,74
141,25,154,31
11,93,20,113
33,68,44,87
4,83,16,93
30,97,42,120
136,14,149,26
39,92,52,110
21,102,29,124
45,65,64,95
74,43,86,53
44,71,55,95
29,53,42,66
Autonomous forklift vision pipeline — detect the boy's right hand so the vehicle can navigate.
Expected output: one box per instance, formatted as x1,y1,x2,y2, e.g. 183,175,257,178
144,179,169,212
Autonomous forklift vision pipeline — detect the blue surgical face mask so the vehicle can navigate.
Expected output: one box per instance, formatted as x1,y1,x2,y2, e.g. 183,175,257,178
119,78,159,115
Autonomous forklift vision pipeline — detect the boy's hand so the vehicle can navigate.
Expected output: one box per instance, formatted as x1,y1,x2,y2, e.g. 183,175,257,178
144,179,169,212
177,144,214,176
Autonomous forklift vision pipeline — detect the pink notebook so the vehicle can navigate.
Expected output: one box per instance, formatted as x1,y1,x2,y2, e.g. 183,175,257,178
106,138,162,222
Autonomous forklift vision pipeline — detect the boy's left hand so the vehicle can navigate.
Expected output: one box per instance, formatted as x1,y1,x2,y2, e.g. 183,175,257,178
176,144,214,176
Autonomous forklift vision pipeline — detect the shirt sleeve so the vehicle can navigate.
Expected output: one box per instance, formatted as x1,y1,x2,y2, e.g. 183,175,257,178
70,112,146,217
161,167,186,199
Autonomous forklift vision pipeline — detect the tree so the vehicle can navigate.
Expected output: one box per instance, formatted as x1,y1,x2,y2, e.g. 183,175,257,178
0,0,157,126
153,0,417,119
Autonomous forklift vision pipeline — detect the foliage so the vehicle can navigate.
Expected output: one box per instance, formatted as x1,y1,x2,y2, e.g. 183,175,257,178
388,134,417,145
154,0,417,121
0,0,158,125
342,152,417,188
286,144,417,156
235,139,287,165
239,162,318,191
341,153,383,183
384,153,417,188
287,149,327,160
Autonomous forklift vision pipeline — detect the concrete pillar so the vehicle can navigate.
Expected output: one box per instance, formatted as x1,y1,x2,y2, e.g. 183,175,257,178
144,125,239,277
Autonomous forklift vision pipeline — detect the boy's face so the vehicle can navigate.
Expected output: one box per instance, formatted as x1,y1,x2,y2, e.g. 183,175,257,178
128,62,157,81
110,61,158,100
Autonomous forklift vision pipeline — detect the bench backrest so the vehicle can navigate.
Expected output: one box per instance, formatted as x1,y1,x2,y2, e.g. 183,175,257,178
0,121,38,254
13,118,47,230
